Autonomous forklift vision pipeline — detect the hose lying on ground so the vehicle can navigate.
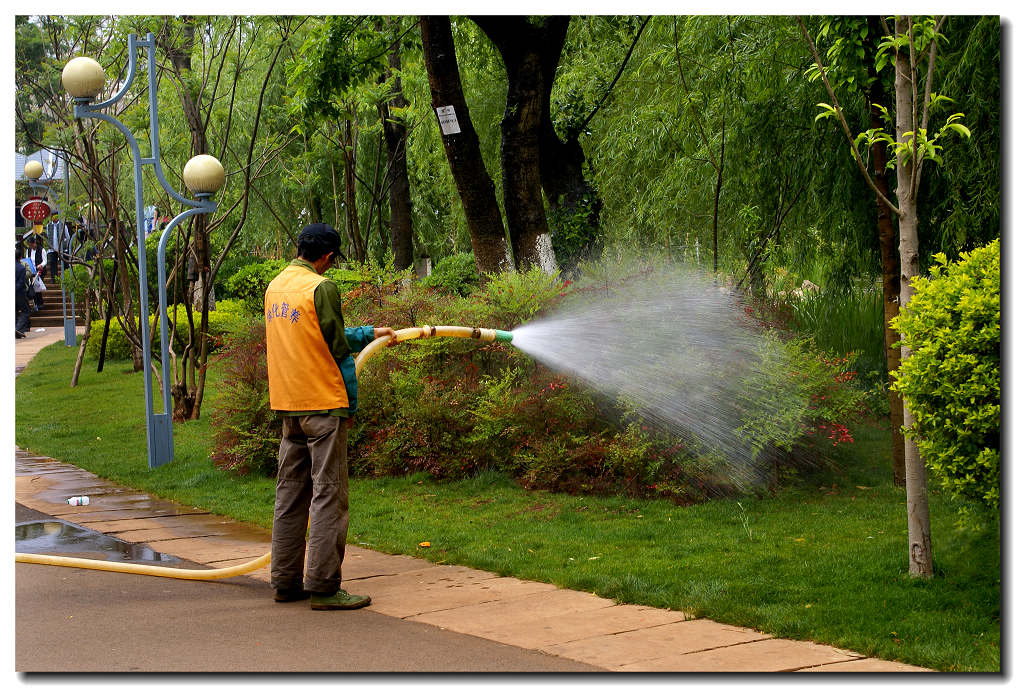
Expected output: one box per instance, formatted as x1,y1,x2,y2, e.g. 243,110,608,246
14,325,513,580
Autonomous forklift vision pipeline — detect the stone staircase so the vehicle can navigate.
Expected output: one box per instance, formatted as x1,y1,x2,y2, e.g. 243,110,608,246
30,273,84,328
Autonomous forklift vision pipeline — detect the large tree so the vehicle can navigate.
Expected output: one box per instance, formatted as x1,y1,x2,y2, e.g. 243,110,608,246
469,15,564,273
420,15,511,275
378,19,415,271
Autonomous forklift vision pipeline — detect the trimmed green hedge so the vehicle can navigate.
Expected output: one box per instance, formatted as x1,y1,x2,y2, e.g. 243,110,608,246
224,259,289,316
892,239,1000,515
420,252,480,296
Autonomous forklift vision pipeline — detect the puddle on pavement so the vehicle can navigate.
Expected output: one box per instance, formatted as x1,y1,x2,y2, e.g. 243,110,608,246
15,520,180,563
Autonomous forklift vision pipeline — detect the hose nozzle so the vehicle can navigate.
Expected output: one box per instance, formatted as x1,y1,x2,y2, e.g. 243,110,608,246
475,328,514,343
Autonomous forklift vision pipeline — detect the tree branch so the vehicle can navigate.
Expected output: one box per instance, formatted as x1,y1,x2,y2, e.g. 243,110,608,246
673,18,719,173
796,16,901,216
914,15,945,196
575,15,650,135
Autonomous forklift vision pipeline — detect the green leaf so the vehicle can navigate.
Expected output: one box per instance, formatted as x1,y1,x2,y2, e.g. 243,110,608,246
945,123,972,138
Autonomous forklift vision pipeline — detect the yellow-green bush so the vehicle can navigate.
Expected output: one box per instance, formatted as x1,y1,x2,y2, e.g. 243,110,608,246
892,239,1000,514
85,299,250,361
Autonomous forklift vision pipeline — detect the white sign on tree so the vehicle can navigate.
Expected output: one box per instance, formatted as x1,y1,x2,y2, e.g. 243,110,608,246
435,105,462,135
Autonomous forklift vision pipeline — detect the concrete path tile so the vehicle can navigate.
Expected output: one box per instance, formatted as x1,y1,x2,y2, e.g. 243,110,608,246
343,547,433,579
408,587,616,635
543,618,770,669
371,574,557,619
468,604,689,650
614,636,861,672
354,564,499,589
796,658,934,672
50,507,209,523
145,536,268,564
98,513,266,542
76,515,222,533
106,525,236,543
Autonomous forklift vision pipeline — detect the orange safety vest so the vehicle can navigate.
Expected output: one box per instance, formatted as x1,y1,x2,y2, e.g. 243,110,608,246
264,264,349,411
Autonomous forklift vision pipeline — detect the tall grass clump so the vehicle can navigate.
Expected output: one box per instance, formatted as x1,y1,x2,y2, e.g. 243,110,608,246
787,285,885,379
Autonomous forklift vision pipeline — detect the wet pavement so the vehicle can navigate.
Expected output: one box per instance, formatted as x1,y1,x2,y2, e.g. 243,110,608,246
15,518,180,563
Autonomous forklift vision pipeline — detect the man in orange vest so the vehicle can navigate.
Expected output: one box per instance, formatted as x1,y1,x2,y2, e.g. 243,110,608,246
265,223,395,610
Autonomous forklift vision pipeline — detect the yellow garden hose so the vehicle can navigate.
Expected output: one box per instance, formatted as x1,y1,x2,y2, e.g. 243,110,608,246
14,550,272,580
14,325,512,580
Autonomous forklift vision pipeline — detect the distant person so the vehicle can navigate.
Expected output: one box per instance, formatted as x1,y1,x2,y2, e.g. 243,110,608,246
264,223,396,610
47,220,62,275
15,245,31,337
24,236,46,310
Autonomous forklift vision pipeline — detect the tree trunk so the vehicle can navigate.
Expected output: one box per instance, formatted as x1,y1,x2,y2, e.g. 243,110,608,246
472,16,560,274
866,15,906,486
537,18,603,272
420,16,510,275
379,28,414,271
538,125,602,265
342,118,367,262
712,115,725,274
70,281,93,387
894,15,933,578
499,47,555,272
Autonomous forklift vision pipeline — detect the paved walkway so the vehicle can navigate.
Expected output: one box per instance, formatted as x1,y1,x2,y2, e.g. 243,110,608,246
13,332,932,673
15,324,78,373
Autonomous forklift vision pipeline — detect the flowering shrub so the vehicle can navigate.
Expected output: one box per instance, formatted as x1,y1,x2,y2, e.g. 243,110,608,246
736,334,865,483
209,259,870,503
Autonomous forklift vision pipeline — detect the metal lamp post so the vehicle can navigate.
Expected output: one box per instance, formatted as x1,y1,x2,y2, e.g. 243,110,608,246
28,150,78,346
62,35,224,469
48,149,78,347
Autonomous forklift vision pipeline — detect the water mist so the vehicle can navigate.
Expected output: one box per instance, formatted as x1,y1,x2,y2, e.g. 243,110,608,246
509,262,802,493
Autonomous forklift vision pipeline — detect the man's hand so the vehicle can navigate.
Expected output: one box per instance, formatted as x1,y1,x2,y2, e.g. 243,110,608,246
374,326,397,345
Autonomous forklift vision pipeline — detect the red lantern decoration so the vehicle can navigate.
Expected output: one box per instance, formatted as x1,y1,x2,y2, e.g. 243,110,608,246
20,198,53,223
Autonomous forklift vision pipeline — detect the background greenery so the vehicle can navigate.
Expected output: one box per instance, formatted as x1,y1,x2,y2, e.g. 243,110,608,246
15,16,999,284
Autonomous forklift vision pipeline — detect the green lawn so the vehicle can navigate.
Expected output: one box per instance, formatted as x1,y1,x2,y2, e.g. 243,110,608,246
15,342,1000,672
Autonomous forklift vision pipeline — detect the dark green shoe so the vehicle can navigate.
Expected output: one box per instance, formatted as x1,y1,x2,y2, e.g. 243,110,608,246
310,589,371,610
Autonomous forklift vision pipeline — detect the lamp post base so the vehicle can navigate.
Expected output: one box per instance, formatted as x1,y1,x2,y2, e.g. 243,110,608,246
63,318,77,347
147,413,174,469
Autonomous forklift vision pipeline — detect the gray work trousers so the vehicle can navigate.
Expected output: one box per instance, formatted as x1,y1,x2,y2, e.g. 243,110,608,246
271,414,349,595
